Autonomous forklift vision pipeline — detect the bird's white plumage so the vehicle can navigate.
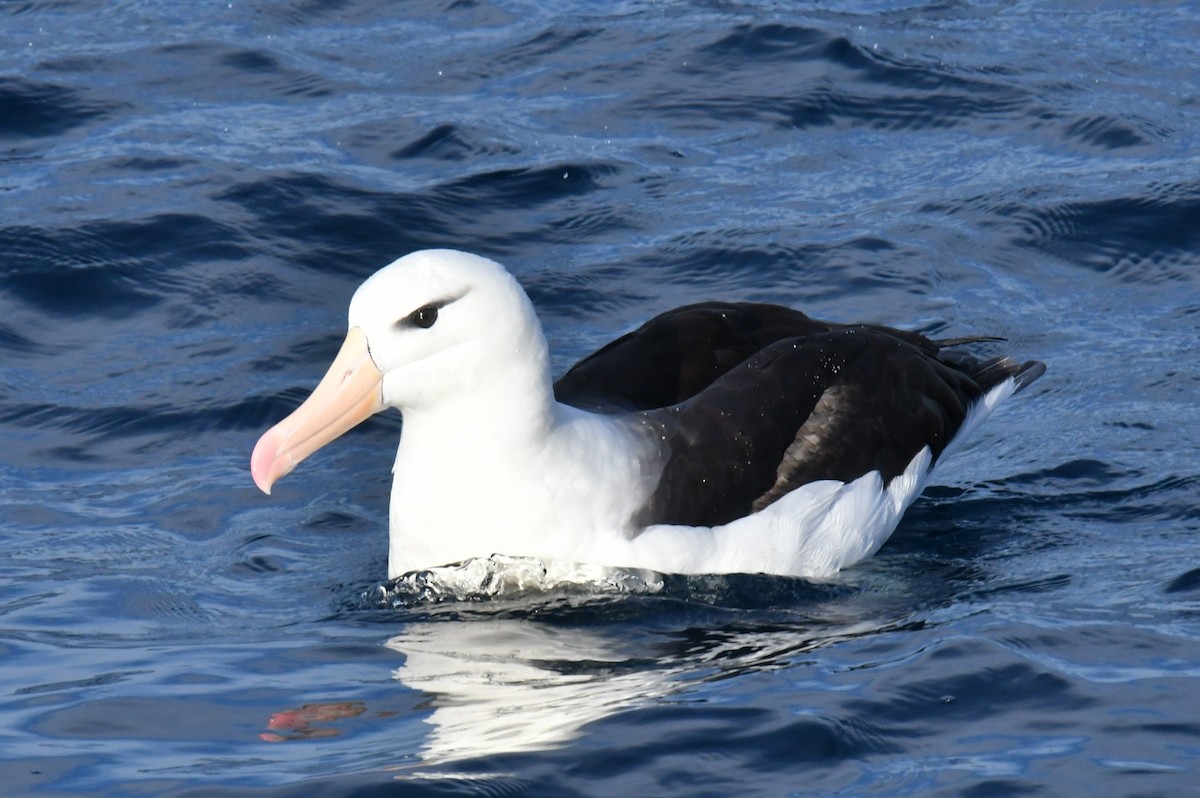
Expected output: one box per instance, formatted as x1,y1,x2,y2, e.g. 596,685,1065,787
248,248,1038,586
324,250,1023,580
388,401,663,578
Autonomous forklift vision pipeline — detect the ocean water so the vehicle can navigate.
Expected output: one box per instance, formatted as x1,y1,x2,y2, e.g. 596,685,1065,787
2,0,1199,795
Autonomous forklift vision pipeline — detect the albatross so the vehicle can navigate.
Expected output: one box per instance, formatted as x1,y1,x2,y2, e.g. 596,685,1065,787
251,249,1045,580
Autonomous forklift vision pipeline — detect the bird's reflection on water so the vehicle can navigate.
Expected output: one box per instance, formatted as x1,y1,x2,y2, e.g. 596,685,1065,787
264,556,922,770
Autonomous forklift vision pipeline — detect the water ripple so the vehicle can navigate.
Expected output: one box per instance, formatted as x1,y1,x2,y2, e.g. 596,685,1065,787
2,2,1199,795
0,76,124,140
1012,180,1200,283
0,214,250,318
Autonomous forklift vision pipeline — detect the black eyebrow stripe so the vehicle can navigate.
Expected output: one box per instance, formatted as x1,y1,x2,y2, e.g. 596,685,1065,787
393,291,467,329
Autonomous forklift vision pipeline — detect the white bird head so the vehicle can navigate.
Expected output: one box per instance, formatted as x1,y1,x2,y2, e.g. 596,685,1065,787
251,249,550,494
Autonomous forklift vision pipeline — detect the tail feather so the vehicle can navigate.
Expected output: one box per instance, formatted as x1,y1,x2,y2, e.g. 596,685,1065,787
937,345,1047,395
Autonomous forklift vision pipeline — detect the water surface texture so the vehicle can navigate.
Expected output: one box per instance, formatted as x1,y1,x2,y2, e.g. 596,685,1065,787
3,1,1199,795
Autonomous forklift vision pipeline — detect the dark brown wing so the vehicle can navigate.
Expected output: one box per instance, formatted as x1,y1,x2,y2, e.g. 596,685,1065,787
553,300,944,412
553,302,1043,528
553,302,835,411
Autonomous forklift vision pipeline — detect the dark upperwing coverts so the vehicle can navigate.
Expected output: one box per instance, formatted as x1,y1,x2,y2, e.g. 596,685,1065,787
553,302,1045,528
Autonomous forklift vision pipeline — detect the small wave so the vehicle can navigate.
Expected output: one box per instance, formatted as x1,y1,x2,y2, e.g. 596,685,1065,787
144,41,338,101
700,23,827,61
390,123,521,163
377,555,667,607
0,214,250,319
372,554,859,612
1012,180,1200,284
215,162,627,271
1061,114,1152,152
0,76,124,140
1163,568,1200,595
625,23,1032,135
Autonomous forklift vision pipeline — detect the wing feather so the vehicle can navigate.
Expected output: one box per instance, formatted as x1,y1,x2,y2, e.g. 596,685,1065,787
552,303,1044,528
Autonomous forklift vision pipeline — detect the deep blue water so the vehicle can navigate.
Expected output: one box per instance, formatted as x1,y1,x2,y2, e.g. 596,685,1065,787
3,0,1200,795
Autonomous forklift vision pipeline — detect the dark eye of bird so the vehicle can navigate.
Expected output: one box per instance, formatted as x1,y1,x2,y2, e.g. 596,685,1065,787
404,304,438,329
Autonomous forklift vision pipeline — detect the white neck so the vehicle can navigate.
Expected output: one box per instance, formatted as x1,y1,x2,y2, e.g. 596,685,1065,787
385,361,661,579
